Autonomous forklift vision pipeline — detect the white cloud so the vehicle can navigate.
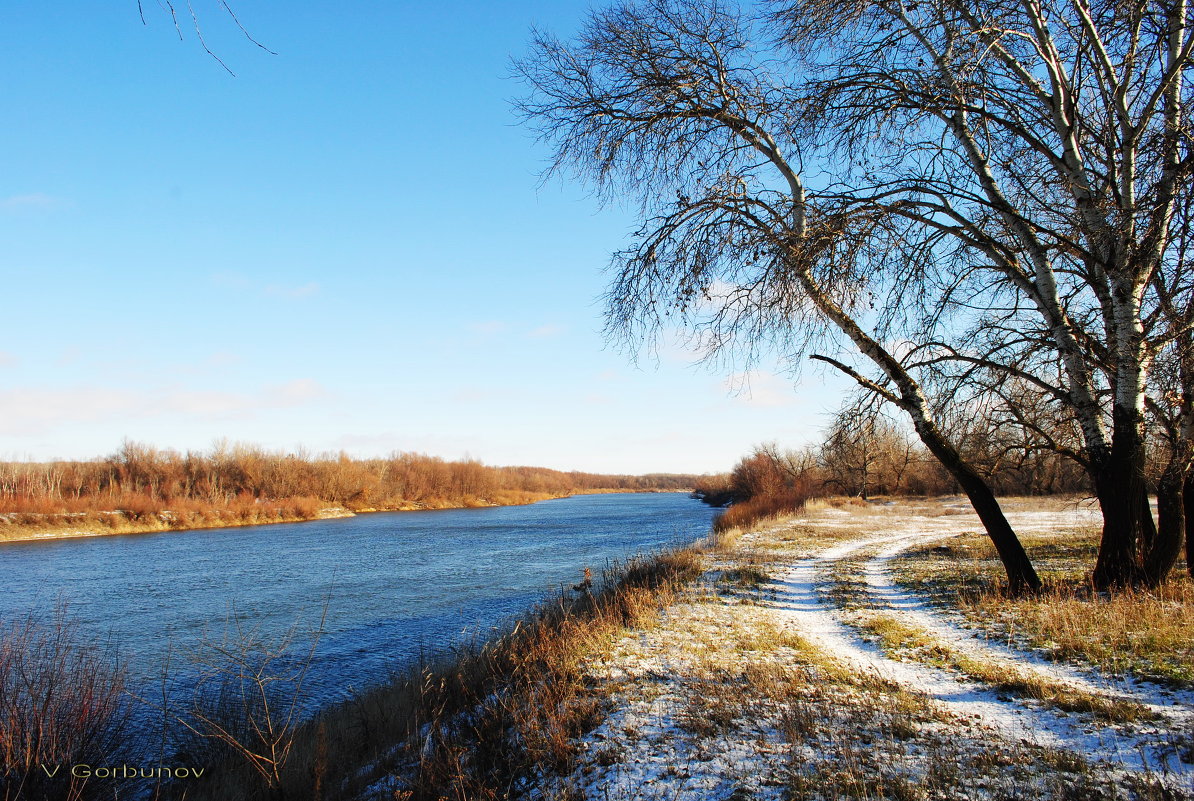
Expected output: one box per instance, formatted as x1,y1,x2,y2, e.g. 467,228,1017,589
528,324,565,338
330,432,490,459
0,351,17,368
162,390,254,417
211,272,320,299
267,379,325,403
469,320,507,337
0,387,143,433
653,328,709,365
450,387,493,404
264,281,320,299
583,392,614,405
0,379,329,435
210,271,252,289
722,370,797,408
203,351,241,369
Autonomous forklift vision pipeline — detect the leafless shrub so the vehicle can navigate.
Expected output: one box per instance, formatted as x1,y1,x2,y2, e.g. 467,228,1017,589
161,607,325,795
0,608,130,801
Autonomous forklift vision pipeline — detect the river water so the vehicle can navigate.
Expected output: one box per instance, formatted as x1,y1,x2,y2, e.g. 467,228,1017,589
0,492,717,707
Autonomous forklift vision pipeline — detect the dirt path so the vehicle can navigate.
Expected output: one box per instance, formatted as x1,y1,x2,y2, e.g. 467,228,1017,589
776,528,1188,773
865,533,1194,720
560,499,1194,800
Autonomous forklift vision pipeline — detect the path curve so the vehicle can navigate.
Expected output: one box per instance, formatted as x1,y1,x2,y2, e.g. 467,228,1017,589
865,533,1194,722
768,530,1193,777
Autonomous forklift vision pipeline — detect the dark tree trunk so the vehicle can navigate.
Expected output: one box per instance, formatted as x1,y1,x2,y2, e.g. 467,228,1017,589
913,420,1042,595
1093,407,1150,589
1186,473,1194,579
1145,463,1184,586
1139,484,1159,559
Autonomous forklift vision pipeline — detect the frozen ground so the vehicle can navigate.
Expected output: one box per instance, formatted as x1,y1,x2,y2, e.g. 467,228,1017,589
557,498,1194,801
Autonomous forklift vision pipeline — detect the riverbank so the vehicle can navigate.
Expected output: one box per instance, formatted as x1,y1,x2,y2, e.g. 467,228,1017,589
0,444,702,546
330,495,1191,800
544,496,1193,800
125,543,711,801
0,488,668,545
0,504,358,544
0,493,720,801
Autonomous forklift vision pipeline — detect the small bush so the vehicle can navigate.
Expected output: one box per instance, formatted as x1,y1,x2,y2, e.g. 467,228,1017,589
713,487,812,534
0,610,131,801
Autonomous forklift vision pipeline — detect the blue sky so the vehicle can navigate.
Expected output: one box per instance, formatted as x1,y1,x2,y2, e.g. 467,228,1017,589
0,1,849,474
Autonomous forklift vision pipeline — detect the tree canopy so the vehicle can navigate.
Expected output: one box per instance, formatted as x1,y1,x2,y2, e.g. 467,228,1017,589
517,0,1194,589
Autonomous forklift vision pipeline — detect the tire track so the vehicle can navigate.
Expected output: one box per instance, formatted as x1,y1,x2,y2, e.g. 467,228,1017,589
767,527,1194,778
865,533,1194,722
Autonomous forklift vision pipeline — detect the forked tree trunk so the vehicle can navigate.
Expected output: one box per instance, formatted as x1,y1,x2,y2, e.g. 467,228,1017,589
1146,463,1184,586
799,285,1040,594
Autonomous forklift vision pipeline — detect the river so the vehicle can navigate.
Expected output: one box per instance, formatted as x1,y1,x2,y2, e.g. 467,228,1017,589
0,492,717,707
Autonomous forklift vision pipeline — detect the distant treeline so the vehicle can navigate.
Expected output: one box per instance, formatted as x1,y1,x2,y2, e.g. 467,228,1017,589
694,410,1092,533
0,441,699,533
696,410,1089,513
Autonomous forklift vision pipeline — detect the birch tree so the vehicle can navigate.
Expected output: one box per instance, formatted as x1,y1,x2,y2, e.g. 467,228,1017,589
771,0,1194,586
516,0,1044,592
518,0,1194,589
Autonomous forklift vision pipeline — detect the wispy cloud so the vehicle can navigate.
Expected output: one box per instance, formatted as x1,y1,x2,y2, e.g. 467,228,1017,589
0,352,17,368
0,379,329,435
56,347,82,367
161,390,256,417
469,320,507,337
0,193,64,211
331,432,487,459
723,370,796,408
264,281,320,299
204,351,241,369
0,387,144,434
582,392,614,405
527,324,565,338
211,272,320,300
210,271,253,290
450,387,493,404
267,378,325,403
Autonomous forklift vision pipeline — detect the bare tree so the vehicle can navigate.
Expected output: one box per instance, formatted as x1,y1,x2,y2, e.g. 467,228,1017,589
772,0,1194,587
820,402,915,498
518,0,1194,588
515,0,1044,593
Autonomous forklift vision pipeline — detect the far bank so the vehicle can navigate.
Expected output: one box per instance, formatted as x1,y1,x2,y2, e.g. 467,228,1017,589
0,488,686,545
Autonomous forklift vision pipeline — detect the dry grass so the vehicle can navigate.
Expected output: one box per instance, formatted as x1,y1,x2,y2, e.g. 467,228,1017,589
712,490,809,535
159,549,705,801
0,610,131,801
858,613,1153,723
896,529,1194,686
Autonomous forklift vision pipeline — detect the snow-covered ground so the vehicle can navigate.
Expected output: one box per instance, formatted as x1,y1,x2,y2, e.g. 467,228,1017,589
557,498,1194,800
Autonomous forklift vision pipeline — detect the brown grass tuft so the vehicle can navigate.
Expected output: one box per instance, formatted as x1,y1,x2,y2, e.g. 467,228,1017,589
0,609,131,800
713,488,812,537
